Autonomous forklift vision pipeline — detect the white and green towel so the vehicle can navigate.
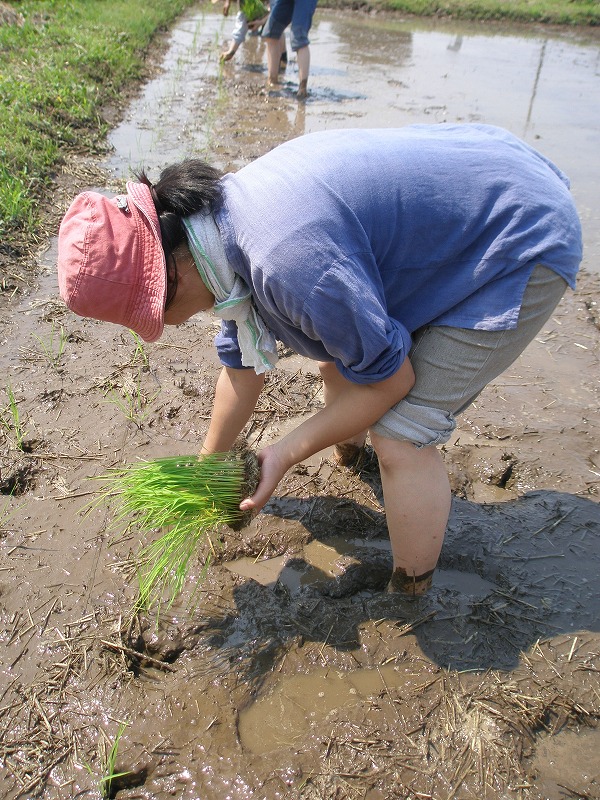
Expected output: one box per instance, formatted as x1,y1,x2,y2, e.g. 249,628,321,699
183,212,278,374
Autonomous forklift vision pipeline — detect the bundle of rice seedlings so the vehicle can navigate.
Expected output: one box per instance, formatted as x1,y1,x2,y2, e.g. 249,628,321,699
95,444,259,613
240,0,269,22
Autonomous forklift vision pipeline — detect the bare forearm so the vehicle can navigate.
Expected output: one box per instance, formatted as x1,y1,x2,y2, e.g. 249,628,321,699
202,366,265,453
274,358,415,469
239,358,416,513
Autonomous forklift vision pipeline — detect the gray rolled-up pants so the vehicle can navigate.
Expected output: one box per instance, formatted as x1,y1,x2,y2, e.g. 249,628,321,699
370,264,568,447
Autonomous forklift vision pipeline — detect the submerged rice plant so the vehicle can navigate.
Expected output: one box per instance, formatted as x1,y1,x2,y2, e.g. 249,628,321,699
95,453,251,612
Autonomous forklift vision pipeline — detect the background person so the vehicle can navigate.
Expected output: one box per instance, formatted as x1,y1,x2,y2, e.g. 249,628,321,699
261,0,317,98
56,124,582,595
218,0,287,65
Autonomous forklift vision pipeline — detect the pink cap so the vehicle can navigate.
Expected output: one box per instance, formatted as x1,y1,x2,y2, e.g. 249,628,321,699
57,181,166,342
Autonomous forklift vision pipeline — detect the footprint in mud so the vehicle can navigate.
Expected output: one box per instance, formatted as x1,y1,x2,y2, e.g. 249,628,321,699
0,457,39,495
121,617,211,669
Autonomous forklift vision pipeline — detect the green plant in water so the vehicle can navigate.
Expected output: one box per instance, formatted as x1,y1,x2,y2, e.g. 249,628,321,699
0,495,24,533
103,376,159,429
0,385,26,450
128,330,149,369
94,454,247,612
100,722,130,799
84,722,130,799
31,322,67,370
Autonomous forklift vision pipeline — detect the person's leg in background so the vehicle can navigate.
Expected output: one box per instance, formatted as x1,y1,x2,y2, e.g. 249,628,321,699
295,45,310,99
288,0,317,98
263,0,292,86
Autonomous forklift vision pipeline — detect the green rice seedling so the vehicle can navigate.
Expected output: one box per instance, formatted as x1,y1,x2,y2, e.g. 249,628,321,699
84,722,130,799
99,722,130,799
94,451,256,612
0,385,26,451
240,0,269,21
31,322,67,370
0,495,24,534
128,330,149,369
103,377,159,429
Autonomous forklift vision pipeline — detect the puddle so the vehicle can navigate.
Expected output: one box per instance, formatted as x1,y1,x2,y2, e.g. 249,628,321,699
226,534,387,589
225,552,290,587
238,662,416,754
434,567,497,596
225,535,497,602
104,9,228,174
529,726,600,798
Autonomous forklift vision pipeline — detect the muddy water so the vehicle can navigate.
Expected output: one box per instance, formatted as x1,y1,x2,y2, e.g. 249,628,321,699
104,4,600,269
3,5,599,799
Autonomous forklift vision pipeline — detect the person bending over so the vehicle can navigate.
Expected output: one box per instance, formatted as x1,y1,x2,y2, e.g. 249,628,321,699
57,124,582,595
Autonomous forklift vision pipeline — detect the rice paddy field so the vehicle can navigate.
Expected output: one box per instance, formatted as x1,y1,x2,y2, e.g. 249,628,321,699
1,2,599,798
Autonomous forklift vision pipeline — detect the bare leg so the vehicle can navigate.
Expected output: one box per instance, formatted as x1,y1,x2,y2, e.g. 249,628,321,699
266,37,281,85
318,362,367,464
296,45,310,98
278,34,287,69
370,431,451,596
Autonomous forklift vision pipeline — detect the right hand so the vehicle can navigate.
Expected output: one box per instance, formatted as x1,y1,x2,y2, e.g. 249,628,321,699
239,444,289,514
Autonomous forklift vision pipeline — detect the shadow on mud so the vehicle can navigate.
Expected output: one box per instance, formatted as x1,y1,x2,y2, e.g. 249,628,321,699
196,485,600,681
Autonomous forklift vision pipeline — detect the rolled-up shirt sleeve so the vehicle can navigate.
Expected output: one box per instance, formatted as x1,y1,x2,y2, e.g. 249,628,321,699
214,253,412,383
215,319,246,369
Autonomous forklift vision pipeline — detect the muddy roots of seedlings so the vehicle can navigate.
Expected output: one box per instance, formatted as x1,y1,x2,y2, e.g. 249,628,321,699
229,437,260,531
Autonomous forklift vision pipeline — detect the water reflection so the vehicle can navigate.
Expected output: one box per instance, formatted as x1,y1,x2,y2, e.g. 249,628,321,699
327,17,413,66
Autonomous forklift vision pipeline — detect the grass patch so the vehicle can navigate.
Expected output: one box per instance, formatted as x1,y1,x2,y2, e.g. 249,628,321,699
0,0,198,239
0,385,27,451
330,0,600,25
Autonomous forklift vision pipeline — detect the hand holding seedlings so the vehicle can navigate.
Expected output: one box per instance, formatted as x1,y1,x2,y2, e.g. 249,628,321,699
239,442,298,515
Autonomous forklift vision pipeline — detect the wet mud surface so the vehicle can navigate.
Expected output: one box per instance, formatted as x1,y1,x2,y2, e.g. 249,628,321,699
1,5,600,799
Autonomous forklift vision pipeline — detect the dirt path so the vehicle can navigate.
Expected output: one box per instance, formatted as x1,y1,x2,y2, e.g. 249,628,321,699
1,10,599,800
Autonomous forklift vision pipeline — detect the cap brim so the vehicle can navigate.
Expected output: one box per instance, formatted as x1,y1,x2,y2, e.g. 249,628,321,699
126,182,167,342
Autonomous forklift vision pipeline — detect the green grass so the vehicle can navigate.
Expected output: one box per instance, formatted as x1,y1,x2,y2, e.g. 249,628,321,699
103,379,159,429
31,321,67,370
0,385,27,451
99,722,129,799
84,721,130,799
370,0,600,24
0,495,24,533
0,0,198,239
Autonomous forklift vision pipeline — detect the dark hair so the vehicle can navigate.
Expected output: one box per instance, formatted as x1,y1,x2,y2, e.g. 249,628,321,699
135,159,224,310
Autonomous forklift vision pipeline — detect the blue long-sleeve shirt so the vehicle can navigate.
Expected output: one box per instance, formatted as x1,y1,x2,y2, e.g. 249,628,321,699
214,124,582,383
